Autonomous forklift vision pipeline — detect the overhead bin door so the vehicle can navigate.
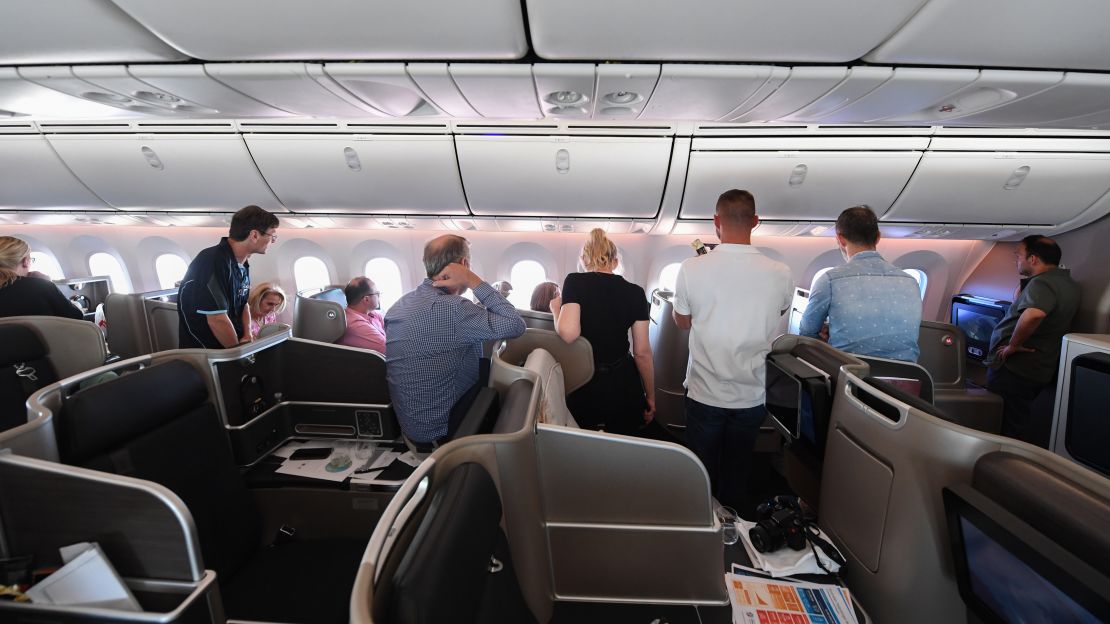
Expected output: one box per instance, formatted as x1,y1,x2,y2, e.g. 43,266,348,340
46,134,283,212
455,136,672,218
885,152,1110,225
0,135,110,210
244,135,468,215
681,140,924,220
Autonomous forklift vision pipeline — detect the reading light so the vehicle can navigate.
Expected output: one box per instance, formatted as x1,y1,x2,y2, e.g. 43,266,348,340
546,90,585,105
547,106,588,117
605,91,640,105
82,91,131,104
344,146,362,172
141,146,164,170
133,90,181,104
556,149,570,174
788,164,808,186
1003,165,1030,190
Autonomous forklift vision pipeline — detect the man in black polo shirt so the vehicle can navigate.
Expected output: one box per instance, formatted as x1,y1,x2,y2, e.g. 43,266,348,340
984,235,1080,447
178,206,280,349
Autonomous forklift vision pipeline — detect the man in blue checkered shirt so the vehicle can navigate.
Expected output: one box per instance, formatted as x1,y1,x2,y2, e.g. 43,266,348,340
385,235,526,443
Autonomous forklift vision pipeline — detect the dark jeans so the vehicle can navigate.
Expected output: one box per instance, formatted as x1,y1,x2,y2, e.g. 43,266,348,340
684,397,766,511
986,366,1053,448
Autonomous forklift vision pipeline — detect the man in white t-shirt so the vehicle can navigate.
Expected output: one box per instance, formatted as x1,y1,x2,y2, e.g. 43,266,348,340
673,189,794,510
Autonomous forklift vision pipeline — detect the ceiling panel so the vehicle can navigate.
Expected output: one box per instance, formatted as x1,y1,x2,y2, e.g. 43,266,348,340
533,65,597,119
17,67,167,117
640,65,784,121
526,0,927,62
780,67,893,122
594,65,661,119
206,64,381,117
406,64,479,118
0,68,137,119
946,73,1110,127
813,67,979,124
108,0,527,60
866,0,1110,71
324,64,443,117
112,65,292,118
729,67,848,122
879,70,1062,125
0,0,186,65
449,65,542,119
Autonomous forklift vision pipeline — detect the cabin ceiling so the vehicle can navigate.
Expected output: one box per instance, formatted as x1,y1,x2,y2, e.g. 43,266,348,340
1,0,1110,127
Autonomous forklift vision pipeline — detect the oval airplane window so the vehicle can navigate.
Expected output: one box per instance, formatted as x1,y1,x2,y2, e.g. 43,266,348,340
903,268,928,300
29,250,64,280
364,257,403,313
155,253,189,290
88,252,131,294
293,256,331,293
508,260,547,309
658,262,681,292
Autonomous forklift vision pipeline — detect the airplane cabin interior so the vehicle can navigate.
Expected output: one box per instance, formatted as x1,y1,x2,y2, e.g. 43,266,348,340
2,1,1110,623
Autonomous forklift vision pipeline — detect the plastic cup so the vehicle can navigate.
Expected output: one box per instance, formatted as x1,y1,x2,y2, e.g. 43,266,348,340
716,506,740,545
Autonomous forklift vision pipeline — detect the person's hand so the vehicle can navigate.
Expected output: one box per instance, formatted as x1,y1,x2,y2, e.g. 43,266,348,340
997,343,1035,362
818,323,830,342
643,396,656,423
432,262,481,291
549,296,562,314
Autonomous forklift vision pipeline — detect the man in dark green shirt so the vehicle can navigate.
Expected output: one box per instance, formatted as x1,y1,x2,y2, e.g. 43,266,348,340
985,235,1080,447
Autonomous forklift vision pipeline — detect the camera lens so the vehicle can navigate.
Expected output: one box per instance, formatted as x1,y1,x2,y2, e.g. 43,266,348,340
749,526,772,553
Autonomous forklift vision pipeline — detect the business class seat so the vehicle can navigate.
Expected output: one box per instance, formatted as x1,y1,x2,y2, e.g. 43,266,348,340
374,461,536,624
517,308,556,331
293,286,348,344
818,369,1110,624
53,359,366,623
0,316,107,432
916,321,1004,433
104,289,178,358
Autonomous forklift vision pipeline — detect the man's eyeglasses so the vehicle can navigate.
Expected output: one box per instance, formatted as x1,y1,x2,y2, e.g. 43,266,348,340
258,230,278,243
367,291,382,297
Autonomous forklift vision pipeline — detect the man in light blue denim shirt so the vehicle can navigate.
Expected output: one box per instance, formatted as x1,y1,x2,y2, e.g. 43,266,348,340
799,206,922,362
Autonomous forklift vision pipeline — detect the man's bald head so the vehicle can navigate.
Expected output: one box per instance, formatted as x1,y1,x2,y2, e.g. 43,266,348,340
424,234,470,278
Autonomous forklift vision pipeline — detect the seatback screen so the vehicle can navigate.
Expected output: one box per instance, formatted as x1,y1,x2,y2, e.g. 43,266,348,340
1066,354,1110,478
951,301,1005,359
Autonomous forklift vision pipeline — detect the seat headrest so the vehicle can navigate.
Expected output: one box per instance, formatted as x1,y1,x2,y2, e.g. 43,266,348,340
60,359,209,464
0,325,48,364
389,462,503,624
314,288,347,306
974,452,1110,577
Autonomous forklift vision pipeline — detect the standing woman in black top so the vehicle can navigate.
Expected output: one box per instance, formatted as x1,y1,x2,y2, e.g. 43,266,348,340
550,228,655,435
0,237,83,320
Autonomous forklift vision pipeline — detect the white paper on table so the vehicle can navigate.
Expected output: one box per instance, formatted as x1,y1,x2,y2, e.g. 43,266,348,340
724,573,857,624
397,451,421,467
270,439,337,459
274,455,359,482
27,543,141,612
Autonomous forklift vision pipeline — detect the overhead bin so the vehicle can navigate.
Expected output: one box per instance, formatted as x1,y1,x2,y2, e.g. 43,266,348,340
107,0,528,61
0,134,111,210
46,132,283,212
884,140,1110,225
680,138,926,220
525,0,925,62
244,134,468,214
0,0,186,65
455,136,672,218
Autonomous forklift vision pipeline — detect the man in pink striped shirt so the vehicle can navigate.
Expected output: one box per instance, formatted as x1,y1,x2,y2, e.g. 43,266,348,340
337,276,386,353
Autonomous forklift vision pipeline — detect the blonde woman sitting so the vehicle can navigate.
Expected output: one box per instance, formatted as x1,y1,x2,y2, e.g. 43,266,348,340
247,282,287,338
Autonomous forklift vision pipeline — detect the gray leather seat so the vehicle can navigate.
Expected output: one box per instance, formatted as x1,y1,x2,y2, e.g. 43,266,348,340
293,286,347,343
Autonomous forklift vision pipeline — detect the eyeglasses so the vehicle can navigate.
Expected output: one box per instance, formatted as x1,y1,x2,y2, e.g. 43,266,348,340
259,230,278,243
367,291,382,297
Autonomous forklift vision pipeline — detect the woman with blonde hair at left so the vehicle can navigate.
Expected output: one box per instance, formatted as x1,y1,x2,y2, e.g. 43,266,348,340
0,236,83,320
551,228,655,436
247,282,287,338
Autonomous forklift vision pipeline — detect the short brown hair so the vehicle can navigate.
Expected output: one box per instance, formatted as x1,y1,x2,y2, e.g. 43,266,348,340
344,277,374,306
530,282,560,312
229,205,279,241
715,189,756,225
1021,235,1062,266
835,205,880,246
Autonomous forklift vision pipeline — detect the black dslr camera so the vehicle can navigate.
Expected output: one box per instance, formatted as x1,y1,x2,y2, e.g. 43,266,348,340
748,495,808,553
